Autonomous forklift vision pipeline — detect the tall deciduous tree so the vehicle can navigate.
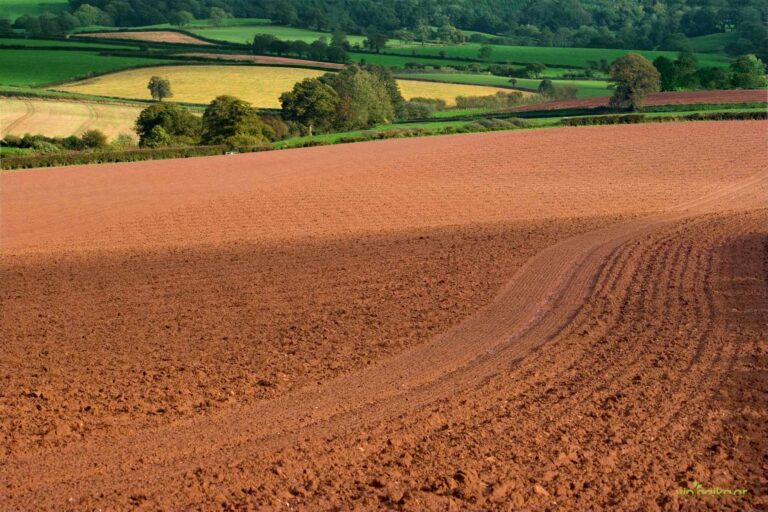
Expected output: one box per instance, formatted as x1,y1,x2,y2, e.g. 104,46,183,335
280,78,339,135
147,76,173,101
201,95,271,146
609,54,660,111
135,102,201,147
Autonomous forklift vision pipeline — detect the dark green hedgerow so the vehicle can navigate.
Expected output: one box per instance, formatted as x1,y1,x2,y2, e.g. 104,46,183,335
562,110,766,126
0,145,227,169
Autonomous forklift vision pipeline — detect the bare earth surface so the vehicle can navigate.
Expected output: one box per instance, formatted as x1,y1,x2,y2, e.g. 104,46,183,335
77,31,212,45
507,88,767,112
1,121,766,510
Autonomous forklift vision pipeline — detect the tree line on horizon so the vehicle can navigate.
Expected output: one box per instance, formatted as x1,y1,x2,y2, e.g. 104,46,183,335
2,0,765,61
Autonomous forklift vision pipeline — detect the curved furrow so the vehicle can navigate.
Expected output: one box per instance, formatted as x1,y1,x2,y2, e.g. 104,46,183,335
1,159,766,509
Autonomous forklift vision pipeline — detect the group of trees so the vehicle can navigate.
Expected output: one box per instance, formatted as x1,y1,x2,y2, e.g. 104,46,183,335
135,96,288,148
280,64,406,135
47,0,765,58
653,52,768,91
253,34,349,62
537,79,578,100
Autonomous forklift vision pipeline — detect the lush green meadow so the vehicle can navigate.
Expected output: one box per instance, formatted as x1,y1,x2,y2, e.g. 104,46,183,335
398,72,612,97
0,49,174,86
687,33,739,53
189,23,368,45
382,43,731,69
0,0,67,19
0,37,135,49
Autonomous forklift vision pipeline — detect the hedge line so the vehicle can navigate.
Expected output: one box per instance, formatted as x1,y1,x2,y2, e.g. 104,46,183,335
562,110,767,126
0,145,227,170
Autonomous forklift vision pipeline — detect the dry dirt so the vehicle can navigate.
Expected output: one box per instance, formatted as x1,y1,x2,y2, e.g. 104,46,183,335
77,31,212,45
0,121,766,510
508,88,767,112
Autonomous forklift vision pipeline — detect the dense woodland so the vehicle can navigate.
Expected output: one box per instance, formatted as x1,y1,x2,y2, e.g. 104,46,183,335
4,0,766,59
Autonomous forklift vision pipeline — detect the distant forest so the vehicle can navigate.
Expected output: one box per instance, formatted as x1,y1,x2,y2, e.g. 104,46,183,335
55,1,768,57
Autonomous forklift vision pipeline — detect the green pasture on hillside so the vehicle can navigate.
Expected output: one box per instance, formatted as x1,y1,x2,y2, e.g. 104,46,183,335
687,32,739,53
0,49,175,86
0,0,67,20
0,36,134,49
398,72,612,97
382,43,731,69
190,23,367,45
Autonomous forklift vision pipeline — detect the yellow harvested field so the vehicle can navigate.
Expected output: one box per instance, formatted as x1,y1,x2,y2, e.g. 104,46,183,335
0,98,144,140
55,65,519,107
397,80,529,105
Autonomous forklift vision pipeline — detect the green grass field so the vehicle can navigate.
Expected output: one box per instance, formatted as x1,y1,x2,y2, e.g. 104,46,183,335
0,37,135,49
189,23,367,45
0,0,67,20
382,43,731,69
0,49,175,86
349,52,483,69
398,72,612,98
687,33,739,53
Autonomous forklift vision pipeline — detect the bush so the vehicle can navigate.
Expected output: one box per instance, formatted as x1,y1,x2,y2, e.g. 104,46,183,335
80,129,108,149
562,114,646,126
404,97,448,118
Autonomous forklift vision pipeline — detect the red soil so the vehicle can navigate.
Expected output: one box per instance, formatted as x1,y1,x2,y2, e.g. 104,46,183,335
179,52,345,69
508,88,767,112
2,121,765,253
1,121,766,510
77,31,211,45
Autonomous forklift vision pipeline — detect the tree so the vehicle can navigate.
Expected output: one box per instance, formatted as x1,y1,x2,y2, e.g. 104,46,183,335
331,31,350,50
523,62,546,78
0,19,13,35
416,22,430,46
135,102,201,147
309,38,328,60
478,44,493,61
147,76,172,101
653,56,678,91
538,78,556,97
253,34,278,54
674,52,698,87
730,54,768,89
364,28,388,53
280,78,340,135
80,129,108,149
609,54,660,111
201,95,271,146
170,10,194,27
321,65,395,130
209,7,231,27
143,125,172,148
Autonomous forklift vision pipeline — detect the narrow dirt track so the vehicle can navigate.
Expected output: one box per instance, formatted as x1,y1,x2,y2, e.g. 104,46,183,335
1,123,766,509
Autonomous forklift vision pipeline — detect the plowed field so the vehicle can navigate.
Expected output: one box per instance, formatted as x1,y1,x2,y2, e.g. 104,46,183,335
1,120,766,510
78,31,212,45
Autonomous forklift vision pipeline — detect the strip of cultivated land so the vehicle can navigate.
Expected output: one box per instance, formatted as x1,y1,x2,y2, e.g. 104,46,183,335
1,121,765,509
54,65,524,107
77,31,213,45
